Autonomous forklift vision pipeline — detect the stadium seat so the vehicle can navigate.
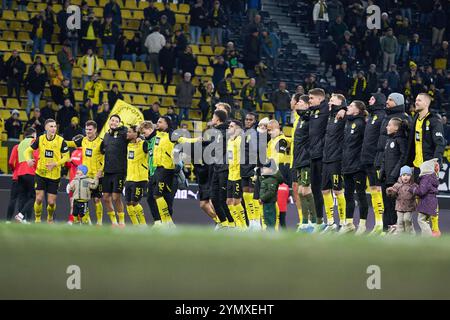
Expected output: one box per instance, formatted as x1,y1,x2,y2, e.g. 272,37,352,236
143,73,157,83
135,62,147,72
6,99,20,109
122,94,132,103
200,46,214,56
167,86,176,96
194,66,205,76
106,60,119,70
190,45,200,55
138,83,151,94
152,84,166,95
2,10,15,20
101,69,115,81
74,90,83,102
123,30,135,40
120,60,134,72
19,111,27,121
1,31,15,41
109,82,123,91
122,10,132,20
132,95,147,106
48,55,59,65
92,7,103,18
115,71,129,82
178,4,190,14
161,97,174,107
133,10,144,20
154,2,164,10
214,46,225,56
9,42,23,52
0,20,7,30
0,41,8,51
147,96,160,105
36,3,46,11
129,72,143,82
72,68,82,79
205,66,214,77
197,56,209,66
86,0,96,6
175,14,188,24
233,68,247,79
138,1,147,10
125,0,138,9
10,21,23,32
44,44,54,53
17,32,30,42
16,11,29,21
124,82,138,93
263,103,274,112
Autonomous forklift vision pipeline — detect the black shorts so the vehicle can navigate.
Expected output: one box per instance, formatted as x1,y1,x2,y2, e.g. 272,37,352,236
35,175,60,195
125,181,147,203
321,161,343,191
253,174,261,200
152,167,174,197
73,200,89,217
91,178,103,199
195,165,211,201
291,168,300,185
364,165,381,187
279,164,292,185
227,180,242,199
102,173,125,194
198,182,210,201
297,167,311,187
241,176,255,189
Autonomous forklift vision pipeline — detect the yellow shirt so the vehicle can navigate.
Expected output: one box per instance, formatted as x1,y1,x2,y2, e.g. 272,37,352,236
413,114,429,167
227,135,241,181
290,111,300,168
86,23,96,40
126,141,149,182
268,134,290,166
84,81,104,105
36,21,43,38
27,134,70,180
67,136,104,178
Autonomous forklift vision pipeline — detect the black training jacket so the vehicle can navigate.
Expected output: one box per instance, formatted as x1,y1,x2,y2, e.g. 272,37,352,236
323,105,346,163
101,126,129,174
360,103,386,166
380,131,408,185
292,109,311,169
308,100,329,160
241,126,258,178
342,114,366,174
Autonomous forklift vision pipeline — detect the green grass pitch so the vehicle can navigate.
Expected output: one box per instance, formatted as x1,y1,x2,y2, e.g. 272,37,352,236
1,223,450,299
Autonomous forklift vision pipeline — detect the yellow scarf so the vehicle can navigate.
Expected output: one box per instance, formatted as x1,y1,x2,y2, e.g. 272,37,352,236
351,78,367,96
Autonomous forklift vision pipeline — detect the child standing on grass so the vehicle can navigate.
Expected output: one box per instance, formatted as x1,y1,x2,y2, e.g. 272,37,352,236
386,166,417,234
410,158,440,236
69,165,99,224
260,162,283,230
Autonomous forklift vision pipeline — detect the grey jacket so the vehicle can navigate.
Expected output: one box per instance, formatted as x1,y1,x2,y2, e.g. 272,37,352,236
70,175,99,201
176,81,196,108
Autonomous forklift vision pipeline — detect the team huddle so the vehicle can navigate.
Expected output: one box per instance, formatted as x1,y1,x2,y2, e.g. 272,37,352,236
6,87,446,236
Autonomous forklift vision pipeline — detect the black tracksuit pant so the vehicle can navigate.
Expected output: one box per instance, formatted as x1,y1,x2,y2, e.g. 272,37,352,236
211,169,232,223
7,180,19,221
344,171,369,220
310,158,324,219
17,174,36,221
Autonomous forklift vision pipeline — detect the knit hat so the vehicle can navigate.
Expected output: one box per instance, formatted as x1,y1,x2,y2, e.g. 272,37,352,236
400,166,412,176
409,61,417,69
419,158,439,177
11,109,19,116
371,92,386,106
388,93,405,106
77,165,88,176
258,117,270,126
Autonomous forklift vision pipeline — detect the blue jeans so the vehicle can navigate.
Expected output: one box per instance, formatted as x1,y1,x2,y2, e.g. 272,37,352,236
401,8,412,23
32,37,47,59
103,44,115,61
70,39,78,59
275,110,288,127
62,69,73,85
210,27,223,47
179,107,190,121
190,26,202,45
18,4,27,11
420,13,431,26
123,54,137,64
2,0,12,9
396,44,408,65
27,91,42,115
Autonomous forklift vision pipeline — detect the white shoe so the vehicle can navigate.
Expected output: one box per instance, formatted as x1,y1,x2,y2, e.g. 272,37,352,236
321,223,339,234
248,220,262,231
22,220,30,225
15,213,24,223
355,224,367,236
339,223,356,234
5,221,11,224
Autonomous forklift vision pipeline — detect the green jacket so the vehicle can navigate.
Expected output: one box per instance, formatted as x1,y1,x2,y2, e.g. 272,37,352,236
146,131,157,177
260,170,283,203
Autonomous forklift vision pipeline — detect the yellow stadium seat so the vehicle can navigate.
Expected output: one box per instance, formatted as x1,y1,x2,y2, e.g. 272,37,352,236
101,69,115,81
17,32,30,42
16,11,29,21
109,82,123,90
93,7,103,18
129,72,142,82
232,79,242,89
123,30,135,40
205,66,213,77
138,83,151,94
36,3,46,11
124,82,138,93
0,41,8,51
148,96,160,105
143,73,157,83
214,46,225,55
48,55,59,65
135,62,147,72
72,68,82,79
122,94,132,103
99,0,108,6
1,31,14,41
0,99,4,108
190,45,200,55
44,44,54,53
125,0,138,9
233,68,247,79
138,1,147,10
127,20,140,30
122,10,132,20
194,66,205,76
161,97,174,107
115,71,128,81
19,111,27,121
200,36,211,45
263,103,274,112
133,10,144,20
97,59,105,69
167,86,176,96
86,0,97,6
106,59,119,70
120,60,134,72
2,10,15,20
197,56,209,66
132,95,147,106
179,4,190,14
0,110,10,119
200,45,213,56
9,21,22,32
154,2,164,10
152,84,166,95
175,14,188,24
0,20,7,30
74,90,83,102
9,42,23,52
6,99,20,109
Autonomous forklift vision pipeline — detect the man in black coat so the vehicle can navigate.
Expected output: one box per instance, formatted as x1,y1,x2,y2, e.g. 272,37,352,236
24,107,45,135
5,50,26,103
24,64,47,115
143,102,161,124
5,109,23,141
159,42,175,89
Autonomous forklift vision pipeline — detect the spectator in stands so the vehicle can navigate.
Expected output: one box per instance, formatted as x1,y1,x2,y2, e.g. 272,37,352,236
409,33,422,64
24,108,45,135
28,56,47,77
245,14,263,36
5,110,22,141
217,73,237,106
144,1,160,26
350,71,368,102
395,18,411,67
57,1,71,44
247,0,261,22
104,0,122,26
55,78,75,107
79,48,101,88
48,63,64,104
84,73,104,117
433,41,449,71
166,106,179,130
333,61,352,94
199,80,215,121
385,63,401,92
189,0,208,45
123,33,143,65
80,99,93,126
379,79,392,98
303,74,318,92
24,64,47,116
143,102,161,123
107,83,124,108
114,30,127,64
57,98,79,130
364,28,381,67
271,81,290,127
57,42,75,84
381,28,398,72
2,0,12,10
209,1,227,48
140,19,152,61
160,2,176,26
41,100,56,122
431,2,446,47
159,41,176,90
159,15,173,40
261,30,281,73
176,72,196,121
380,12,391,33
81,12,100,54
367,63,378,94
221,42,241,70
145,26,166,80
313,0,329,45
241,78,258,115
328,15,348,47
401,61,419,88
64,116,83,141
327,0,345,23
211,55,228,88
100,15,120,62
81,1,90,19
243,28,261,75
428,83,443,112
0,53,5,82
174,29,188,60
29,10,53,59
255,61,268,106
320,36,338,79
95,101,110,131
179,46,197,77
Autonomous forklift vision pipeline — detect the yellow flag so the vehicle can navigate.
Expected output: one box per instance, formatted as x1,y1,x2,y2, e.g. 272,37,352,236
99,99,145,138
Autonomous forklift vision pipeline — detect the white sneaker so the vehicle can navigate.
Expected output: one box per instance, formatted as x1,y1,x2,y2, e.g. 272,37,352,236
355,224,367,236
22,220,30,225
321,223,339,234
248,220,262,231
339,223,356,234
15,213,24,223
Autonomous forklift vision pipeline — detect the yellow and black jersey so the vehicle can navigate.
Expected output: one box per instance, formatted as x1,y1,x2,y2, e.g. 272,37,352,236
267,134,290,166
153,130,199,170
27,134,70,180
126,140,149,182
67,136,104,178
227,135,241,181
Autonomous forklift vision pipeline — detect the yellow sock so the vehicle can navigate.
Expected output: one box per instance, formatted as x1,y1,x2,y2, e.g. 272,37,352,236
81,213,90,224
359,219,366,227
336,193,346,225
296,203,303,225
235,203,247,229
228,205,239,227
118,211,125,225
253,199,261,222
127,205,139,225
34,202,43,223
275,202,280,231
371,190,384,226
47,204,56,222
431,215,440,232
73,215,80,224
213,215,220,224
243,192,255,220
135,204,146,225
156,197,173,224
107,211,118,225
346,218,353,225
323,192,334,225
95,202,103,225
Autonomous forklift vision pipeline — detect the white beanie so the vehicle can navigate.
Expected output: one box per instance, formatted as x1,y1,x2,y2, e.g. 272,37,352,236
419,158,438,177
